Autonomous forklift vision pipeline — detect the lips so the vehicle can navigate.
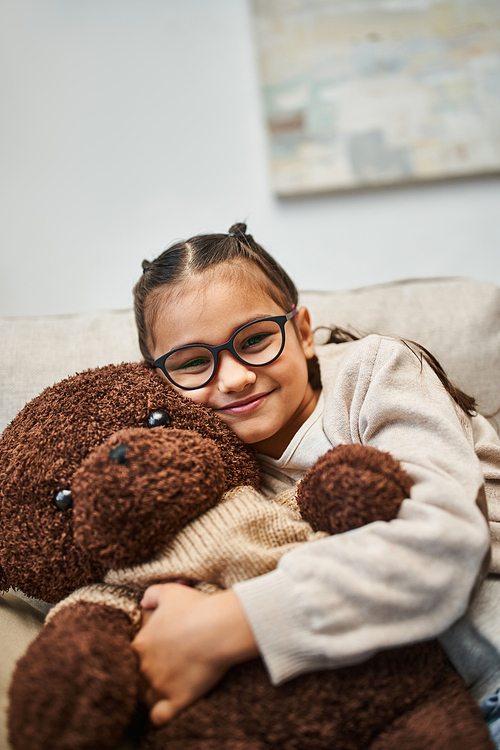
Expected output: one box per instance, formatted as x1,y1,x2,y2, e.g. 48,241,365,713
217,392,272,414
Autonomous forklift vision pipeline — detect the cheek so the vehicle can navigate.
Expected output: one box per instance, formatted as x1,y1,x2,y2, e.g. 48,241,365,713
281,342,310,383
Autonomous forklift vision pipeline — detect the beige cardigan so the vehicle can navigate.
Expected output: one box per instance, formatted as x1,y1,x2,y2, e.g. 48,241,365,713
234,336,500,700
48,336,500,702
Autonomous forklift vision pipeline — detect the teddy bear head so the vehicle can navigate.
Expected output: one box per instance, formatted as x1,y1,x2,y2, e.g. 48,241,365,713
0,362,260,604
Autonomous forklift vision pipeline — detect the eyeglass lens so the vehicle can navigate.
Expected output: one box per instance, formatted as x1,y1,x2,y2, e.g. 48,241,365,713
163,318,284,388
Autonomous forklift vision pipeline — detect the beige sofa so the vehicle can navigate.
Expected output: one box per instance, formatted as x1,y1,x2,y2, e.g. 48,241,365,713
1,276,500,750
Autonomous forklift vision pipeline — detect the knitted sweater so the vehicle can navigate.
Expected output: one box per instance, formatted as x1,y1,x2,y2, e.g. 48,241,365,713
233,336,500,699
46,485,326,628
47,335,500,701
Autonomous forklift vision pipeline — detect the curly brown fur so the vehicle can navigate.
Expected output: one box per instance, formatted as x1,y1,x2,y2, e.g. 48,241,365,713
297,443,413,534
1,362,263,750
142,641,491,750
370,673,493,750
0,560,8,590
8,603,139,750
0,362,260,602
1,368,494,750
73,428,226,569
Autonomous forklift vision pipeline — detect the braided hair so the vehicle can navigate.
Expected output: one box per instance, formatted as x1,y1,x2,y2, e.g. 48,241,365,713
133,222,323,385
134,223,476,412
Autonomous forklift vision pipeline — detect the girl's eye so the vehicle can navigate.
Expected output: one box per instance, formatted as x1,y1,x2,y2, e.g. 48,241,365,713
241,332,273,350
166,347,213,375
178,357,211,372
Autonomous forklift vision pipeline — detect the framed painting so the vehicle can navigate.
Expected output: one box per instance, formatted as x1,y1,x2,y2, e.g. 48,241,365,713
251,0,500,195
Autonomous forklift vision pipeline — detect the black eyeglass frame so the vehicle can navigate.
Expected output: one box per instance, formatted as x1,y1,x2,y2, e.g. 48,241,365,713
153,310,296,391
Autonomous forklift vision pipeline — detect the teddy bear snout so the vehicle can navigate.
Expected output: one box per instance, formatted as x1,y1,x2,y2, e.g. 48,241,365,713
71,427,227,571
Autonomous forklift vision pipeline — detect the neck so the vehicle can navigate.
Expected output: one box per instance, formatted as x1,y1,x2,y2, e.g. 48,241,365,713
253,385,321,459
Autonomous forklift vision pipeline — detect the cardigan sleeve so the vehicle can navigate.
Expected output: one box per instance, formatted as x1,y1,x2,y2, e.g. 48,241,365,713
233,336,491,685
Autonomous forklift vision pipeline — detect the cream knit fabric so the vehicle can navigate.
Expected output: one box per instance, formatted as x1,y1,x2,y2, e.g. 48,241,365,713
234,336,498,698
45,335,500,702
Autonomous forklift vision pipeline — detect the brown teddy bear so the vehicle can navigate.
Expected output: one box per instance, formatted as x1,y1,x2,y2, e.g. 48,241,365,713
0,362,493,750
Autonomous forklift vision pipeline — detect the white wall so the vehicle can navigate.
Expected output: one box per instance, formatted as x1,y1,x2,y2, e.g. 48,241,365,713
1,0,499,318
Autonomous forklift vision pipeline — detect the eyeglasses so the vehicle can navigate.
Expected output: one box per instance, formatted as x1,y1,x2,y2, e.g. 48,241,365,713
154,310,296,390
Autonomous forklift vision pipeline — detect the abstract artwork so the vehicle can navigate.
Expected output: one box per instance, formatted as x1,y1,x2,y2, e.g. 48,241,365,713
250,0,500,195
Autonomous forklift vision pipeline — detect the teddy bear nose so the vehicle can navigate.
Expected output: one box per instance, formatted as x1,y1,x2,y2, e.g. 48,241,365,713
54,489,73,510
109,444,128,464
147,409,171,428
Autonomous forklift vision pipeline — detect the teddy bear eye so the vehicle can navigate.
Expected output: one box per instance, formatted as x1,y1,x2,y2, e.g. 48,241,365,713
147,410,172,428
54,489,73,511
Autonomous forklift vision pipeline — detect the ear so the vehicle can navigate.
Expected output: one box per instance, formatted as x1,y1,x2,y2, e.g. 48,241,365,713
295,306,315,359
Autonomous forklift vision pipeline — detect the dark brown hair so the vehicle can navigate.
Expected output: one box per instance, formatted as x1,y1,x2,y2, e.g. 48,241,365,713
134,223,476,415
135,222,298,355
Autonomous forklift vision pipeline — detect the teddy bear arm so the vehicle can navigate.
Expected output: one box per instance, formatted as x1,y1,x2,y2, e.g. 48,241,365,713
8,601,140,750
297,444,413,535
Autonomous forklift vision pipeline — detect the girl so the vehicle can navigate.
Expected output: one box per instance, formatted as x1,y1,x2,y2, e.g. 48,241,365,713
131,222,500,734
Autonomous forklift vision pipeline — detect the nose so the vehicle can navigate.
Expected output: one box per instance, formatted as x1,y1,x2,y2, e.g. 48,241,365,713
216,351,257,393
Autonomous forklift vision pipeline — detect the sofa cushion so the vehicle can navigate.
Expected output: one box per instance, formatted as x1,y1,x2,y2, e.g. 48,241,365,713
0,594,46,750
0,309,141,435
300,276,500,429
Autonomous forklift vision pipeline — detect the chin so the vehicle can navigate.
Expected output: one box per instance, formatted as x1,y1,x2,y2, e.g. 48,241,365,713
232,427,268,447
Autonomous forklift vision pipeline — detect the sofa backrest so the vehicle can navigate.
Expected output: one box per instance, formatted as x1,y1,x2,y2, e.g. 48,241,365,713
300,277,500,429
1,276,499,434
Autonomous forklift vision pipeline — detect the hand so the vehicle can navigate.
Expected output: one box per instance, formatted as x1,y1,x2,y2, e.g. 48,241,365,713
131,583,259,726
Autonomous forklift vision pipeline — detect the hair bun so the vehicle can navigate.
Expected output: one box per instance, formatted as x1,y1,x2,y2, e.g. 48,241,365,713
228,222,247,237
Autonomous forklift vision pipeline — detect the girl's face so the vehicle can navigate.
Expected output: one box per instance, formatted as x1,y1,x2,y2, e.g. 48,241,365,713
149,265,319,458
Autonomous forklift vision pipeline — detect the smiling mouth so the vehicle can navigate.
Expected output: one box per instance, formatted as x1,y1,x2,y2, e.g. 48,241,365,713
218,392,272,414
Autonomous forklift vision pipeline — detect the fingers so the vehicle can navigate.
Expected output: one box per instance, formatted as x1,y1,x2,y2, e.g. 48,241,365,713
132,585,239,727
142,685,183,726
140,580,201,610
140,584,163,610
149,698,181,726
142,680,187,724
